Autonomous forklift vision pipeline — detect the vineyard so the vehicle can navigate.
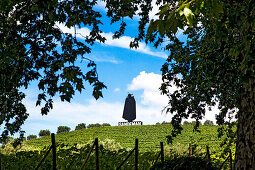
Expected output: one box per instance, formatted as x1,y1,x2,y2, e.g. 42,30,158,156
26,124,226,152
0,124,235,169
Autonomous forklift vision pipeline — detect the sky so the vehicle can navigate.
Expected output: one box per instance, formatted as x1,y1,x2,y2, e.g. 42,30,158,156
9,1,219,137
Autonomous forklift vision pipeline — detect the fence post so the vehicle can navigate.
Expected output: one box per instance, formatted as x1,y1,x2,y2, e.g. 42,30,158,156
160,142,164,164
229,149,232,170
135,139,138,170
51,133,57,170
206,146,210,160
95,138,99,170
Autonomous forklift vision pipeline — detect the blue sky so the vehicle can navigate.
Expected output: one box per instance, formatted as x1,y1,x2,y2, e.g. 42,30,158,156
11,1,219,137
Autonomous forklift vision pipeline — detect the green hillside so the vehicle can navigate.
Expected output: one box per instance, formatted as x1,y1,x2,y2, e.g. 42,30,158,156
26,124,225,153
1,125,234,170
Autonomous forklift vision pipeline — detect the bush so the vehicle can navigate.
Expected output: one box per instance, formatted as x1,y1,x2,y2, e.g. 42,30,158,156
39,130,50,137
75,123,86,130
0,136,13,145
57,126,71,133
151,156,217,170
161,121,171,125
183,121,191,125
204,120,214,126
87,123,101,128
191,121,202,126
27,135,37,140
99,139,123,151
156,122,161,125
102,123,111,127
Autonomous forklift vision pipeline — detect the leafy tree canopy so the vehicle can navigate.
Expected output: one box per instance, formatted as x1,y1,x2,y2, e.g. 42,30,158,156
87,123,101,128
204,120,214,126
75,123,86,130
38,129,50,137
26,134,37,140
0,0,107,142
57,125,71,133
101,123,111,126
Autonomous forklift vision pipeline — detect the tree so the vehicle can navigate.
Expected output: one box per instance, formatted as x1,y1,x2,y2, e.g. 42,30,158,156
75,123,86,130
87,123,101,129
57,126,71,133
161,121,171,125
101,123,111,127
39,130,50,137
144,2,252,168
204,120,214,126
102,0,255,168
0,136,13,145
27,135,37,140
183,121,191,125
0,0,107,142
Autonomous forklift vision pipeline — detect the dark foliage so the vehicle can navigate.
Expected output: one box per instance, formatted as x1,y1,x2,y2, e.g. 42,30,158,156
38,130,50,137
57,126,71,134
27,135,37,140
101,123,111,126
0,0,106,142
87,123,101,128
204,120,214,126
75,123,86,130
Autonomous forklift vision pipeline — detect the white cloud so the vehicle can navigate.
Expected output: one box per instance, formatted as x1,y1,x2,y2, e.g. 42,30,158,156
22,99,124,135
148,0,162,20
101,32,167,58
88,54,120,64
128,71,220,124
25,99,123,125
55,23,90,38
95,0,160,20
56,21,167,59
95,1,106,10
128,71,169,107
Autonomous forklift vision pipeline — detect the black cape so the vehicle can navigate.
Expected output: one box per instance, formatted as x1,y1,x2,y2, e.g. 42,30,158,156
122,94,136,122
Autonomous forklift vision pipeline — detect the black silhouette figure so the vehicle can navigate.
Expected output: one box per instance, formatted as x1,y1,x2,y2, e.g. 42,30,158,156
123,94,136,122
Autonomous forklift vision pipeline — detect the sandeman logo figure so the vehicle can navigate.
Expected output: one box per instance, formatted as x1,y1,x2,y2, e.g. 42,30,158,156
122,94,136,122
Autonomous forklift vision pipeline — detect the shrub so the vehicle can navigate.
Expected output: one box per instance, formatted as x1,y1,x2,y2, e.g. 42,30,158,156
183,121,191,125
102,123,111,127
39,130,51,137
87,123,101,128
0,136,13,145
27,135,37,140
162,121,171,125
156,122,161,125
75,123,86,130
57,126,71,133
204,120,214,126
191,121,202,126
99,139,123,151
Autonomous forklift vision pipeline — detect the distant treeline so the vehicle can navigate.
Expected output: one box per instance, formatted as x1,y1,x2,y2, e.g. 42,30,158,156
25,123,111,140
4,120,216,144
155,120,215,126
